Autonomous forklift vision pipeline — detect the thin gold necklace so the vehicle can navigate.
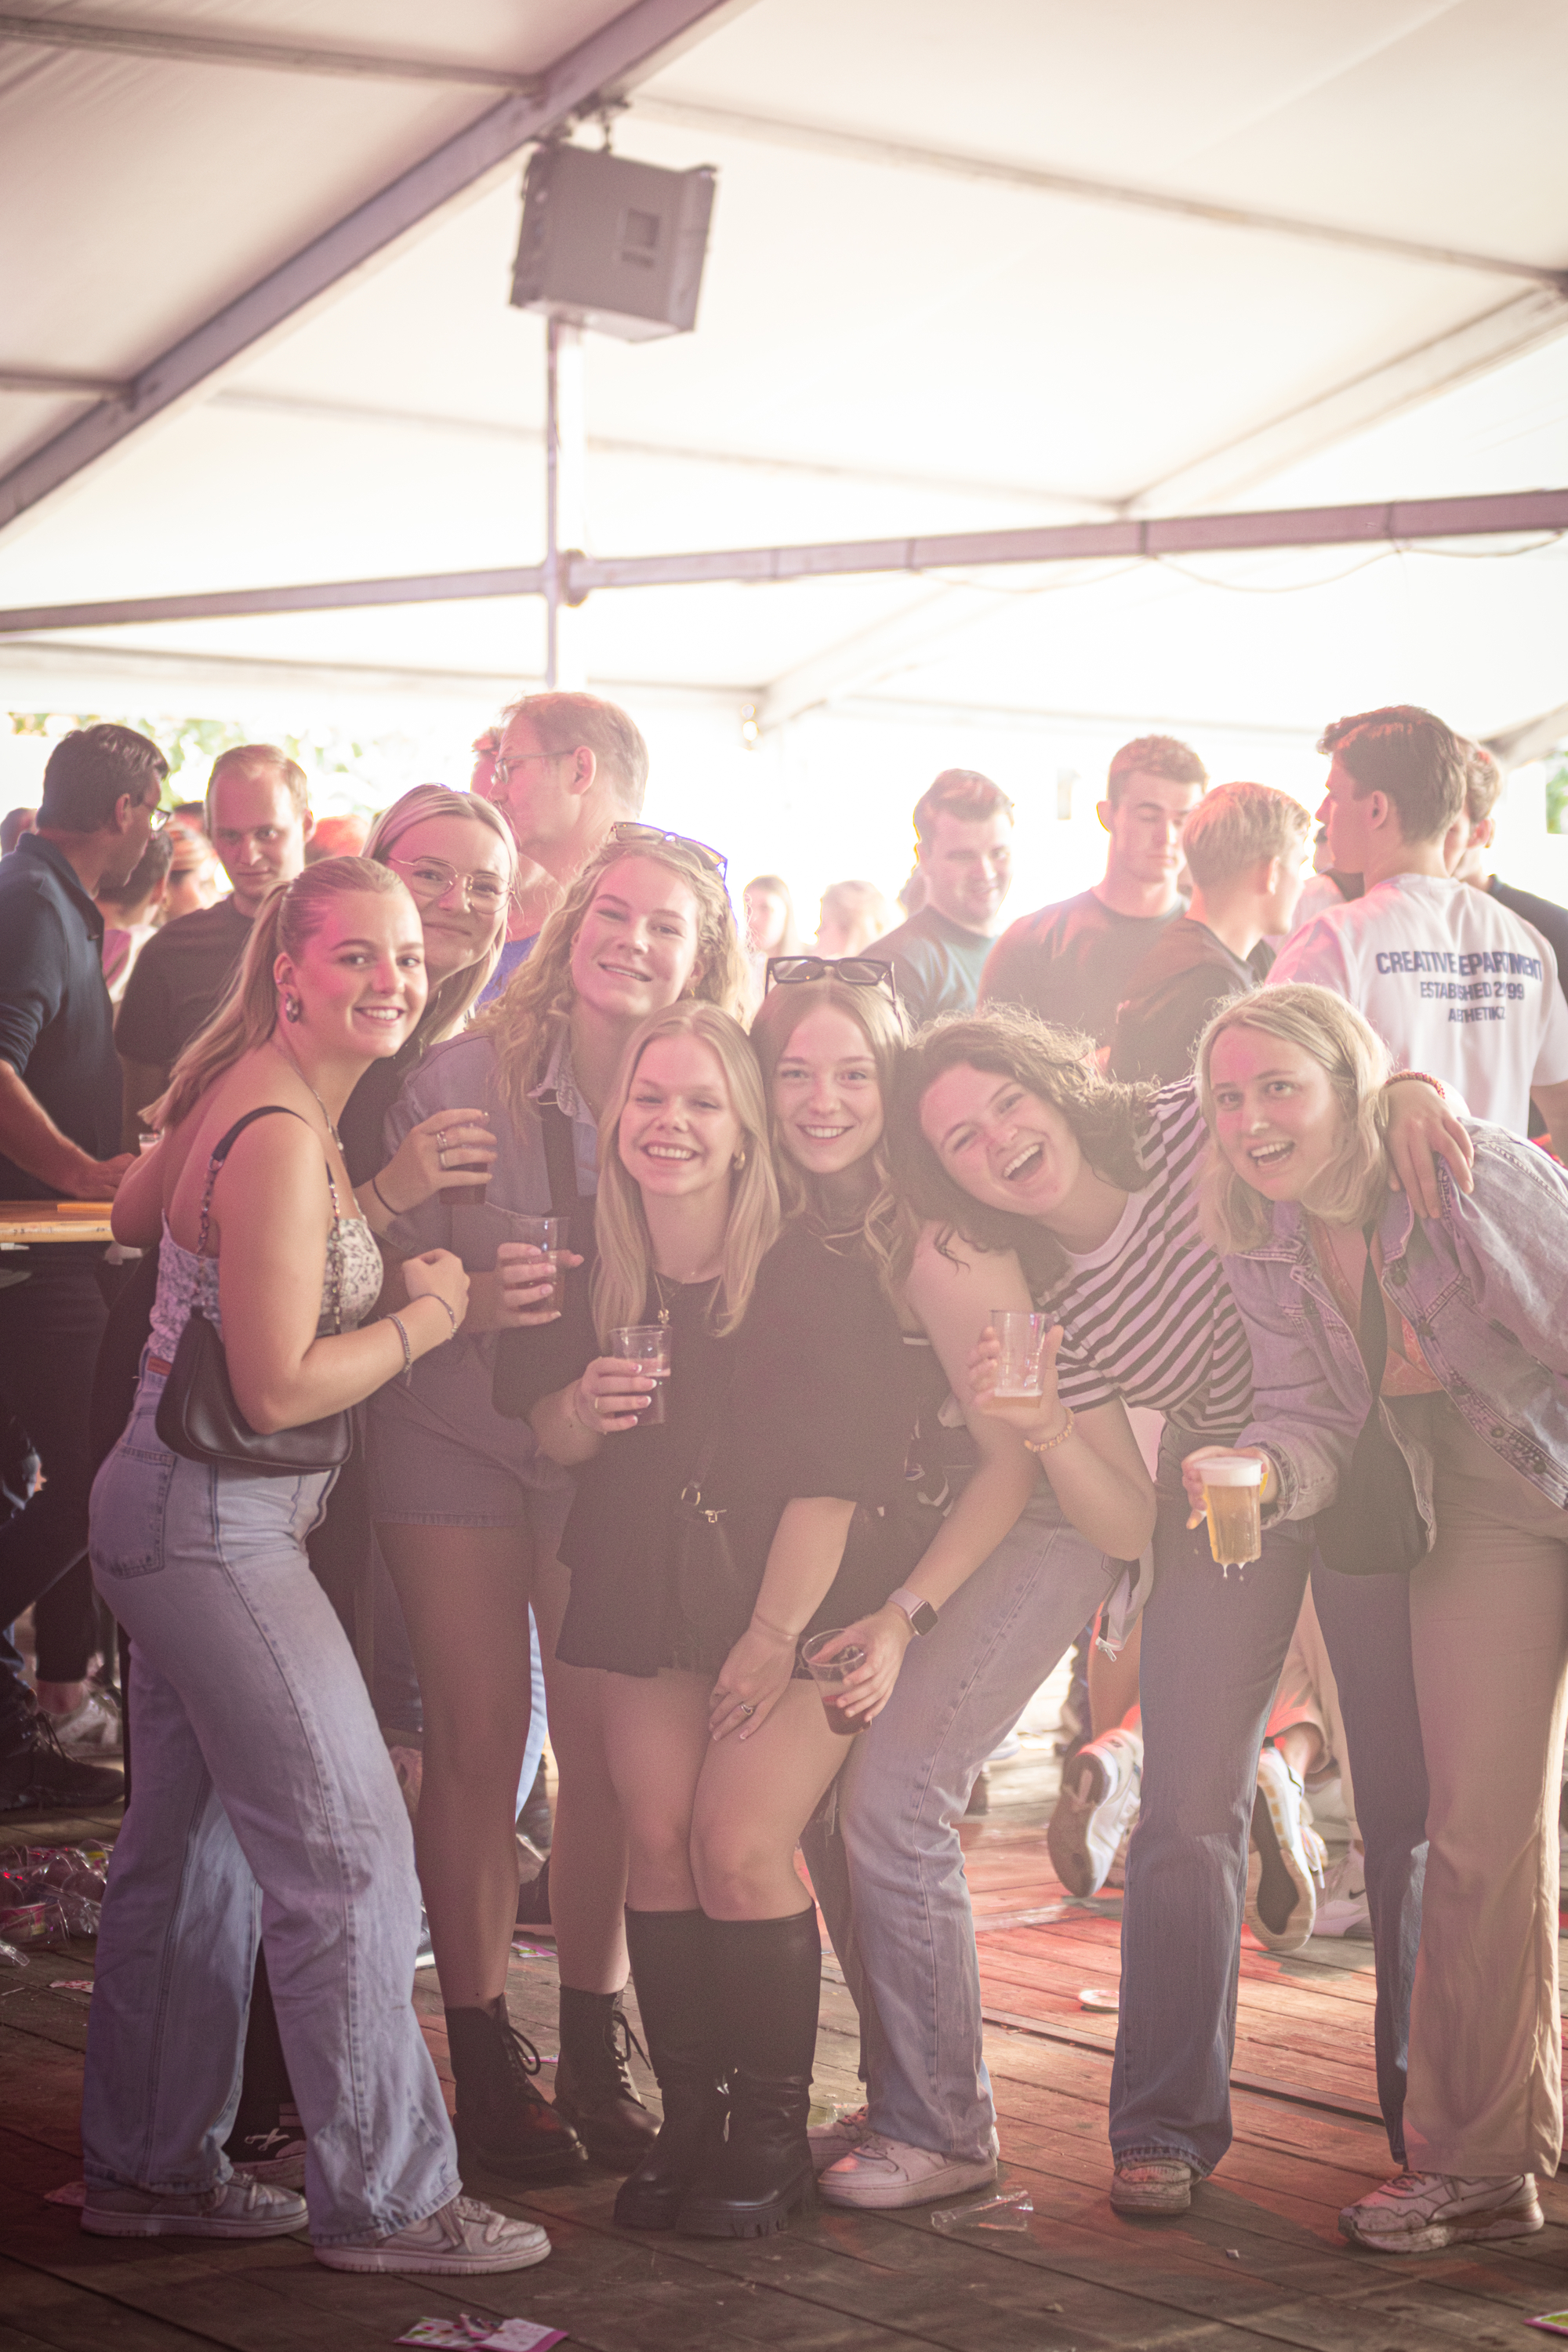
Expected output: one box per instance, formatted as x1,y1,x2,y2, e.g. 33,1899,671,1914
270,1037,343,1152
651,1266,720,1324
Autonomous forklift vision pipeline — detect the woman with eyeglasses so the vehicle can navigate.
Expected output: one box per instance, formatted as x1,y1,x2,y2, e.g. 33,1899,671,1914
365,828,746,2184
748,970,1157,2212
891,1007,1466,2220
494,998,924,2241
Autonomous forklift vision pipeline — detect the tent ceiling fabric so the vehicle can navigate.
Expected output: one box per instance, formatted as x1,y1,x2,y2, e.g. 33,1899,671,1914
2,0,1566,742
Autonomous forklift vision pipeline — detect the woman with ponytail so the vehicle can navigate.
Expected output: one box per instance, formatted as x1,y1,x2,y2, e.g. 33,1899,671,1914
82,858,546,2278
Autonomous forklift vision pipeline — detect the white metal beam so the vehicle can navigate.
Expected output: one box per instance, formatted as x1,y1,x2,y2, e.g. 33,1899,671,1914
1,487,1562,638
0,12,539,89
1483,700,1568,769
1128,290,1568,517
757,587,1011,731
635,97,1568,294
0,0,756,543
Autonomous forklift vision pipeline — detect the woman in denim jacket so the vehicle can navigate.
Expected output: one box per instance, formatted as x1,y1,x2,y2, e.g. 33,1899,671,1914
1188,982,1568,2258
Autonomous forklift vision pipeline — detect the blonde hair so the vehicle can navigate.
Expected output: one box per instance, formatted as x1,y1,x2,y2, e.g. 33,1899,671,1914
1196,982,1392,1253
154,858,412,1130
478,837,746,1122
205,742,309,829
591,1002,779,1343
1181,781,1309,889
749,975,918,1295
500,691,648,814
365,785,517,1043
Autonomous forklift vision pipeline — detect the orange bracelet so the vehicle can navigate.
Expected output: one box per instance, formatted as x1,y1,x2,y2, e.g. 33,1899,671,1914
1385,1069,1446,1098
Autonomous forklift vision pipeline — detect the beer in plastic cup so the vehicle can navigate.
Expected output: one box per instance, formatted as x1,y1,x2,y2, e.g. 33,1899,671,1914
992,1309,1051,1396
609,1323,671,1425
1200,1454,1265,1568
800,1630,868,1735
502,1213,568,1312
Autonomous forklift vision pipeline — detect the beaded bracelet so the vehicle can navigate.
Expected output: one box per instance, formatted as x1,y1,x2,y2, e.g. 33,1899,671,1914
424,1292,459,1337
1384,1069,1446,1098
1023,1407,1076,1456
387,1312,413,1381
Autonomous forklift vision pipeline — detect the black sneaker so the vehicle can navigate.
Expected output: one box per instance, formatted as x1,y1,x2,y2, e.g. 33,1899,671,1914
0,1709,123,1814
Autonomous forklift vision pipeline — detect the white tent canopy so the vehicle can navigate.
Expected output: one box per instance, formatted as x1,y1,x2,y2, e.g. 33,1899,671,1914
3,0,1566,909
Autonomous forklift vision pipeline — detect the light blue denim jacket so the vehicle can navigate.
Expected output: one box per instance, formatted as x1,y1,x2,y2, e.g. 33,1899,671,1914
1226,1123,1568,1538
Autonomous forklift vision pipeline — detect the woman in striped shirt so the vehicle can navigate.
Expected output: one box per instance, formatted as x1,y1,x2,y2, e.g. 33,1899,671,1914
881,1006,1465,2219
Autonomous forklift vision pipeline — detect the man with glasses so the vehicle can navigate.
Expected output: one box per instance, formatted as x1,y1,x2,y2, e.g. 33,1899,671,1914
481,687,648,983
0,724,166,1812
117,745,314,1146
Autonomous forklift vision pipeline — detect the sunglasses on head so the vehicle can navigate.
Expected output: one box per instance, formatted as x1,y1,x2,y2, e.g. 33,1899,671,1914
766,955,899,1006
609,822,728,880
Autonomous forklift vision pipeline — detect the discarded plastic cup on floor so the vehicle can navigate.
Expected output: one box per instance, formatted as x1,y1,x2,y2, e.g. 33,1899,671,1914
931,2187,1033,2234
0,1937,27,1969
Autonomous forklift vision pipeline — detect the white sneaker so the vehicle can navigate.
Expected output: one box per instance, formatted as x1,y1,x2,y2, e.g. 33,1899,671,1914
1047,1726,1142,1898
1315,1848,1372,1939
314,2194,550,2274
1339,2169,1542,2253
82,2176,306,2238
808,2104,872,2172
1110,2157,1196,2215
44,1690,123,1759
818,2131,997,2210
1247,1748,1326,1952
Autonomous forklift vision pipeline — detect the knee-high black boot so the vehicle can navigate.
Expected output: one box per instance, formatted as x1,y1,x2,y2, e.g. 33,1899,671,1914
677,1909,820,2239
614,1909,727,2230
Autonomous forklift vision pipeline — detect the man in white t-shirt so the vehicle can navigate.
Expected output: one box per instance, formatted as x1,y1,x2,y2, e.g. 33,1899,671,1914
1269,705,1568,1156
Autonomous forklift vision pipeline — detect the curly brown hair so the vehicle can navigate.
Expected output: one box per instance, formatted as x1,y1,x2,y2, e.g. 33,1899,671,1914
888,1005,1152,1288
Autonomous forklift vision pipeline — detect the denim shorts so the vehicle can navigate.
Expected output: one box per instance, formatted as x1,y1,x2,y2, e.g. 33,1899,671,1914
365,1334,572,1543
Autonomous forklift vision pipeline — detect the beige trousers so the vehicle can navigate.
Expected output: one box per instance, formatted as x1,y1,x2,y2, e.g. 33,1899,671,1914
1402,1397,1568,2179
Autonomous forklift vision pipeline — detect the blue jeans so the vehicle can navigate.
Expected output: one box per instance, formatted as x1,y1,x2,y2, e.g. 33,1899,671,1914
82,1370,459,2245
812,1482,1119,2161
1110,1456,1428,2175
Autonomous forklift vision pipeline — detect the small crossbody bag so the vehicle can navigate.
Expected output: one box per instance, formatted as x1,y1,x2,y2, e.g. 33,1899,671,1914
1313,1225,1427,1579
154,1105,354,1475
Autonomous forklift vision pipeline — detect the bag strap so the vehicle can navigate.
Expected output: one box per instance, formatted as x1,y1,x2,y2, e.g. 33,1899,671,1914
198,1109,343,1338
536,1094,586,1215
1352,1221,1392,1399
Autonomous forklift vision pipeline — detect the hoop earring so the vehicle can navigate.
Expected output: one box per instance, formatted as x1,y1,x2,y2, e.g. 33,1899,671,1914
732,1149,747,1172
282,993,303,1024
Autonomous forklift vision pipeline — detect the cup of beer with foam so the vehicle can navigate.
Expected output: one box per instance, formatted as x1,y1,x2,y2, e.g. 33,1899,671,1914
1199,1453,1265,1570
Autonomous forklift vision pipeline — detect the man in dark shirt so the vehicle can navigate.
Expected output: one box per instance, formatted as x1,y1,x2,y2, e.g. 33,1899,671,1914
1109,782,1311,1082
1450,739,1568,1135
982,735,1207,1044
865,771,1014,1028
116,745,314,1145
0,724,165,1810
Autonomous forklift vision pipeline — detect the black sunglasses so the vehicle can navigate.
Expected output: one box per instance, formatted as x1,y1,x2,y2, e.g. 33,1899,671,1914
766,955,899,1005
610,822,728,880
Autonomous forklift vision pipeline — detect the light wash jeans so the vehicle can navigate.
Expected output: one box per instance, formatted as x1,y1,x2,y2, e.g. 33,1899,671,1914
806,1481,1120,2162
1109,1447,1428,2176
83,1368,460,2246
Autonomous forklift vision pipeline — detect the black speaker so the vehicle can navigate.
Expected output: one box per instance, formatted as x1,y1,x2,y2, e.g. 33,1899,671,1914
510,143,717,342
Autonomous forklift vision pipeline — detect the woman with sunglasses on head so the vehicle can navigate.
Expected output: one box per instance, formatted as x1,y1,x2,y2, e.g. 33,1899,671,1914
748,968,1156,2212
83,858,544,2275
495,997,924,2241
894,1007,1468,2219
1189,983,1568,2255
366,827,746,2184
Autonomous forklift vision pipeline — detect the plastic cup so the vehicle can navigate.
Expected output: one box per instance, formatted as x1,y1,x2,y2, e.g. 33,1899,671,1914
800,1629,868,1735
609,1323,671,1425
1200,1454,1265,1568
992,1309,1051,1396
499,1213,568,1311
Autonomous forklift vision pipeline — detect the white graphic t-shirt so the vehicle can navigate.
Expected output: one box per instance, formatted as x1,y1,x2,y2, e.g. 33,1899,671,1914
1269,872,1568,1132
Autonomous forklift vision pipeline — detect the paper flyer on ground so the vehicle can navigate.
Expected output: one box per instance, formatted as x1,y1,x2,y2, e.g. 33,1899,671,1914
395,2318,566,2350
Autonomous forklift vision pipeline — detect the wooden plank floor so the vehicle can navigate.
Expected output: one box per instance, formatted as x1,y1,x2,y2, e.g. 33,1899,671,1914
6,1758,1568,2350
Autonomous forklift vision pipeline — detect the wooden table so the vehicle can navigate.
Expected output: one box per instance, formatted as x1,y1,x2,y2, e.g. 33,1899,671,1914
0,1200,114,1247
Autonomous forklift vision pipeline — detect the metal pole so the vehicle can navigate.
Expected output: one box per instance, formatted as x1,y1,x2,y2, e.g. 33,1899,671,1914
544,314,586,689
545,315,561,688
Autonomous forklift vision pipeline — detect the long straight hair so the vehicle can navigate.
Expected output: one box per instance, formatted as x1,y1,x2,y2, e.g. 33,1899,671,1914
748,974,917,1294
154,858,414,1131
365,785,517,1044
479,837,746,1122
591,1002,779,1344
1196,983,1392,1253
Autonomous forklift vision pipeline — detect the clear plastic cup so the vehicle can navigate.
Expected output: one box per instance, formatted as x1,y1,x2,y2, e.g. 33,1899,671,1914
800,1629,868,1736
991,1309,1051,1396
1200,1453,1265,1568
499,1212,568,1311
608,1323,671,1425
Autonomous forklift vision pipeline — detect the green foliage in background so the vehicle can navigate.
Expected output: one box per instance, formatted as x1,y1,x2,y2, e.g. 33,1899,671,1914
1548,760,1567,836
8,712,381,815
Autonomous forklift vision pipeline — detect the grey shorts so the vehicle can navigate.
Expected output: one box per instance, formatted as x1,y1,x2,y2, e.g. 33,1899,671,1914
365,1334,572,1548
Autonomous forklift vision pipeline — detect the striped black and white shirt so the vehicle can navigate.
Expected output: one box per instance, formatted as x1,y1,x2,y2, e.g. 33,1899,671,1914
1036,1082,1253,1440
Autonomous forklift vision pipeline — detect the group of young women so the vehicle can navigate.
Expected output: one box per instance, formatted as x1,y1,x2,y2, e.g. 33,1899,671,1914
80,786,1568,2276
